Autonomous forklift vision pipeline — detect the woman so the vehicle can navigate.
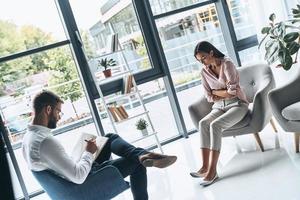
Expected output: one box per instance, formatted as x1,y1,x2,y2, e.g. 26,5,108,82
190,41,249,186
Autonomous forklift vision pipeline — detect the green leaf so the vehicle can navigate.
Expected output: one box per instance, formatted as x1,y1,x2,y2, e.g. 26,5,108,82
269,13,276,22
292,14,300,18
258,34,269,49
265,39,275,50
261,27,271,34
283,32,299,42
287,41,300,55
292,19,300,24
292,8,300,14
265,40,280,64
278,22,286,37
285,24,300,30
283,54,293,70
278,48,293,70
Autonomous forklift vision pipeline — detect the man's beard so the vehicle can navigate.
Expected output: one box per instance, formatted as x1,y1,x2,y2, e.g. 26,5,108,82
47,115,57,129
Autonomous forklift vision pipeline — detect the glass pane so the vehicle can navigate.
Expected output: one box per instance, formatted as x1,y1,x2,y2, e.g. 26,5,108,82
149,0,211,16
155,4,227,131
226,0,257,40
0,0,67,58
95,78,179,147
239,46,263,66
0,46,99,197
70,1,152,74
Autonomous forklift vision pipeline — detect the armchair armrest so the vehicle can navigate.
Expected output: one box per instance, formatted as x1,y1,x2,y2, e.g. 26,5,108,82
188,94,213,130
268,70,300,129
268,71,300,112
250,77,275,130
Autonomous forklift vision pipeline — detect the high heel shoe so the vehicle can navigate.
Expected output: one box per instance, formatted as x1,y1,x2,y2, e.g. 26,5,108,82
199,173,219,186
189,171,206,178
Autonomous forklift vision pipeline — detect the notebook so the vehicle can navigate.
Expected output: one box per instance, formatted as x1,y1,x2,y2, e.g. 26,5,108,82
71,132,108,162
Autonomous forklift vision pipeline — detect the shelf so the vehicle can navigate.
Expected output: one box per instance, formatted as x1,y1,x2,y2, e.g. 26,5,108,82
104,90,138,104
96,70,131,84
90,35,163,153
95,48,125,58
130,132,157,143
115,111,149,124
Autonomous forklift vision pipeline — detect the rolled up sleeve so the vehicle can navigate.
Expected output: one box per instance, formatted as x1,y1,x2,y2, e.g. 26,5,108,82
201,72,214,102
223,61,238,96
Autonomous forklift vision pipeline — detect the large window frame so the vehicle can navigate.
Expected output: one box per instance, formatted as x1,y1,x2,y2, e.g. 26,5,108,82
0,0,262,199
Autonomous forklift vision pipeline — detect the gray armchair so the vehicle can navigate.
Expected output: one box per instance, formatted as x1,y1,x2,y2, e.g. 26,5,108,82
188,64,278,152
268,67,300,153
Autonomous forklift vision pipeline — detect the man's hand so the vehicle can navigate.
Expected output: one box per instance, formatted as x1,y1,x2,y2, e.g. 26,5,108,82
85,139,98,154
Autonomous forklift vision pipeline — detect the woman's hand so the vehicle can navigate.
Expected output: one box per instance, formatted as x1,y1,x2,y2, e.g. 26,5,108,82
212,89,234,98
212,95,223,101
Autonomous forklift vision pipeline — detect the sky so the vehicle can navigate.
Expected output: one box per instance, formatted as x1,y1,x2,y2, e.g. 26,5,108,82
0,0,102,40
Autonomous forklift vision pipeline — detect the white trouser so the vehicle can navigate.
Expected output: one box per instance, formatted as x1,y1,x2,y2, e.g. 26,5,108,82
199,97,248,151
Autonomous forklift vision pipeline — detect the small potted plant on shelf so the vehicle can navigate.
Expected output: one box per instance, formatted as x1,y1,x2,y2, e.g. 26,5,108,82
135,118,148,136
98,58,117,78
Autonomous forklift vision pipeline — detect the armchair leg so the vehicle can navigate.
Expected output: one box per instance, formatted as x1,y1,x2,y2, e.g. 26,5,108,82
253,133,264,152
270,118,278,132
270,118,280,149
294,133,300,153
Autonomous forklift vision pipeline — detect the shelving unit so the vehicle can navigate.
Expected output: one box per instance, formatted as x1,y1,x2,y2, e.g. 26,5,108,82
89,34,163,153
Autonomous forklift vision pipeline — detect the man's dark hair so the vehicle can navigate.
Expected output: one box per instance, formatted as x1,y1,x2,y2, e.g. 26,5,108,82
194,41,225,58
33,90,64,114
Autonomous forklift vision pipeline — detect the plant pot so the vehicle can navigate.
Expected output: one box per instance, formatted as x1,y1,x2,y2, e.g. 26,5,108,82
140,129,148,136
103,69,112,78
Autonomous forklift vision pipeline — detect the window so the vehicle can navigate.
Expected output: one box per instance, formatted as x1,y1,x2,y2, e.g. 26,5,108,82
153,4,227,130
70,1,152,74
239,45,263,66
0,1,100,198
226,0,256,40
149,0,212,15
0,0,67,58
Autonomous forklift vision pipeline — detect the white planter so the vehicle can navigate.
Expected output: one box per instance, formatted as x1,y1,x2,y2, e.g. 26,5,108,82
140,129,148,136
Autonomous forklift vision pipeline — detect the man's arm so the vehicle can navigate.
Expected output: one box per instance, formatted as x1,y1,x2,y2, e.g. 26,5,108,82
40,137,94,184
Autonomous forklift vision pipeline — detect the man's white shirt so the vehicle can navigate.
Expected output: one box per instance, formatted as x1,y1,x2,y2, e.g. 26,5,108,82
22,124,94,184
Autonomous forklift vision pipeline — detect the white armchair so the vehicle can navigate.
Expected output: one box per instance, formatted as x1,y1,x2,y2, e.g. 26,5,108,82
268,67,300,152
188,64,279,152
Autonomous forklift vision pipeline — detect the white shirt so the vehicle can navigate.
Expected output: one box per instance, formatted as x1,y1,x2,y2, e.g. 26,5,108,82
22,124,94,184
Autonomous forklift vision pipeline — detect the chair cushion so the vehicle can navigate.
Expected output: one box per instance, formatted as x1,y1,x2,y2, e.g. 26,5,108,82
282,101,300,121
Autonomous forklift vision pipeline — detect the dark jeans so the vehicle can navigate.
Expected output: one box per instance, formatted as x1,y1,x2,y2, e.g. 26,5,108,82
92,133,148,200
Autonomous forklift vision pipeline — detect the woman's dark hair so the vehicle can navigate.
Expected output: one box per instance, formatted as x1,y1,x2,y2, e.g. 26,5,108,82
194,41,225,58
33,90,64,114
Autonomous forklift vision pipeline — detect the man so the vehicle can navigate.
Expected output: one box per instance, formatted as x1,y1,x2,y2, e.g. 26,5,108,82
22,91,177,200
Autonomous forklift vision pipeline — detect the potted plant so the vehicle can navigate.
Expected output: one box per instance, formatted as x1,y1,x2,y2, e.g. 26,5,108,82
135,118,148,136
98,58,117,78
259,6,300,71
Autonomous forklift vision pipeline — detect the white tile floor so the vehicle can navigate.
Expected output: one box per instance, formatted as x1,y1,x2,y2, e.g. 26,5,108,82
33,120,300,200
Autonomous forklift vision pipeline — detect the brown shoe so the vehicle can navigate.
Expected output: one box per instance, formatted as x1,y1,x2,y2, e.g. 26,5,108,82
141,155,177,168
139,152,167,163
